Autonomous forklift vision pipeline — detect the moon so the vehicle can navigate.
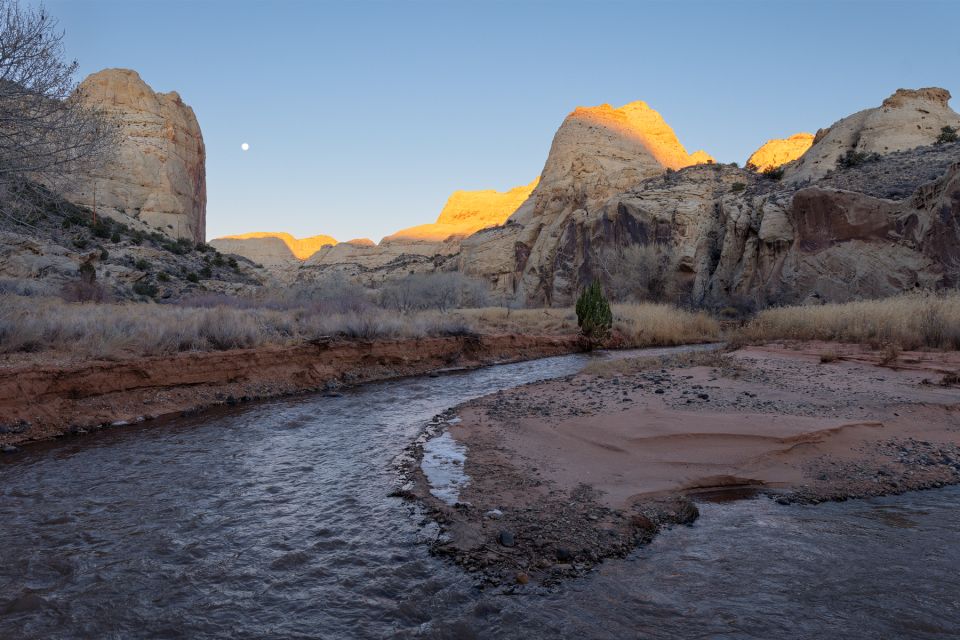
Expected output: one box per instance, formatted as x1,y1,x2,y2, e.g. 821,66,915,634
241,142,250,151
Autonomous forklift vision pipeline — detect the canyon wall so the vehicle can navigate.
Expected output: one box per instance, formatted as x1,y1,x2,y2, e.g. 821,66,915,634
66,69,207,243
459,89,960,306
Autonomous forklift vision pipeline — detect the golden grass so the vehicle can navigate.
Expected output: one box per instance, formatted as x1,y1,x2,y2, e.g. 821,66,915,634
453,307,578,335
737,293,960,350
612,303,721,347
454,304,721,348
0,296,721,361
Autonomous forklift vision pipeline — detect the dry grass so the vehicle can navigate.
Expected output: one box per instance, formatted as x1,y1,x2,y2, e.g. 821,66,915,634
737,293,960,350
0,295,479,360
453,307,578,335
0,296,721,362
612,303,721,347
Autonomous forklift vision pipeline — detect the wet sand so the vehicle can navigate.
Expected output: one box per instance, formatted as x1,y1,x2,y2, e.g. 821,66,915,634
402,343,960,585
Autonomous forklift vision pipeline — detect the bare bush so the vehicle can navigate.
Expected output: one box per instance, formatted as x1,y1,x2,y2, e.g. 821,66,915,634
0,0,118,216
379,272,489,312
58,260,111,302
598,244,679,303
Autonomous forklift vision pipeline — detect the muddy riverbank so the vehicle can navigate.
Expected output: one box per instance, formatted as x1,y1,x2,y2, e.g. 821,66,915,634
0,333,580,448
401,343,960,585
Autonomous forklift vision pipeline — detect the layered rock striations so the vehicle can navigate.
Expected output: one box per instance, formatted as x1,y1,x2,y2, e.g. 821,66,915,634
66,69,207,243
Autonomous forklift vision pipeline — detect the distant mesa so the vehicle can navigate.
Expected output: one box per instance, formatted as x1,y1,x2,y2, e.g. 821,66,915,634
746,133,815,173
212,179,539,269
209,232,337,266
383,178,539,245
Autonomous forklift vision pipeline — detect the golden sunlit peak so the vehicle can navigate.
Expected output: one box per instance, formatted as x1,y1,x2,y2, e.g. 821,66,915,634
746,133,814,172
560,99,714,170
217,231,337,260
383,178,538,244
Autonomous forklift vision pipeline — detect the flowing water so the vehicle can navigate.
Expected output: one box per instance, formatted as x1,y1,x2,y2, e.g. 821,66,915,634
1,347,958,639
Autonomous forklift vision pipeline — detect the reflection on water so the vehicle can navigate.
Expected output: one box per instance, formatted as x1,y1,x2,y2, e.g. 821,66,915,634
421,431,469,506
0,347,957,639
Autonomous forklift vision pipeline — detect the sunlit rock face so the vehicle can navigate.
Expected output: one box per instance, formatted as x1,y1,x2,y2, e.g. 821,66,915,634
383,178,538,246
785,88,960,184
460,100,714,304
251,181,537,285
65,69,206,243
209,232,338,266
519,101,713,223
746,133,814,172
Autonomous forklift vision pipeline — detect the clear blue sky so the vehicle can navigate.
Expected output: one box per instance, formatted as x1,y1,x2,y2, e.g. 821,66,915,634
35,0,960,242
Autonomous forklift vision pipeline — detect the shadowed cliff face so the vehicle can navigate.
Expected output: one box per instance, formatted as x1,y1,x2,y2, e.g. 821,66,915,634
65,69,207,244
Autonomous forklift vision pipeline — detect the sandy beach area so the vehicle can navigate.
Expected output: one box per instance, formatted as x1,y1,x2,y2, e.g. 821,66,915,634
402,342,960,585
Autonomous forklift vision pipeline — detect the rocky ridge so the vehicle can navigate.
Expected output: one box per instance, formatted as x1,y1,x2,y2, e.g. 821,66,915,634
209,232,338,267
206,87,960,308
785,88,960,185
457,88,960,306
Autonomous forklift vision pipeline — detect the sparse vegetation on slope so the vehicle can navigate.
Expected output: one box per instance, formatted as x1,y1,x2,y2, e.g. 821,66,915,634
936,125,958,144
737,293,960,350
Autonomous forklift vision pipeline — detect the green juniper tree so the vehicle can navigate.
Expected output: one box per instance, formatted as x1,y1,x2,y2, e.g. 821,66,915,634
575,280,612,349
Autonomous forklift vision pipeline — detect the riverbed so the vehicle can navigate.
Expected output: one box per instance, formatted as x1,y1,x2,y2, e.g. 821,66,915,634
1,348,957,638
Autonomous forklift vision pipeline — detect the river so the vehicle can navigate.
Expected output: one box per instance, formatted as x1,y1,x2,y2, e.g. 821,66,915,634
1,348,957,638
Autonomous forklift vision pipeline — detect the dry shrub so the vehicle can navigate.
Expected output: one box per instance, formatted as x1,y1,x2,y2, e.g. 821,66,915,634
738,293,960,350
879,342,901,367
612,303,720,347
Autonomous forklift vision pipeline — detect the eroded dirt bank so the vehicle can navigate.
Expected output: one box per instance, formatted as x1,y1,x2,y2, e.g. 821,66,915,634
400,343,960,586
0,334,581,448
